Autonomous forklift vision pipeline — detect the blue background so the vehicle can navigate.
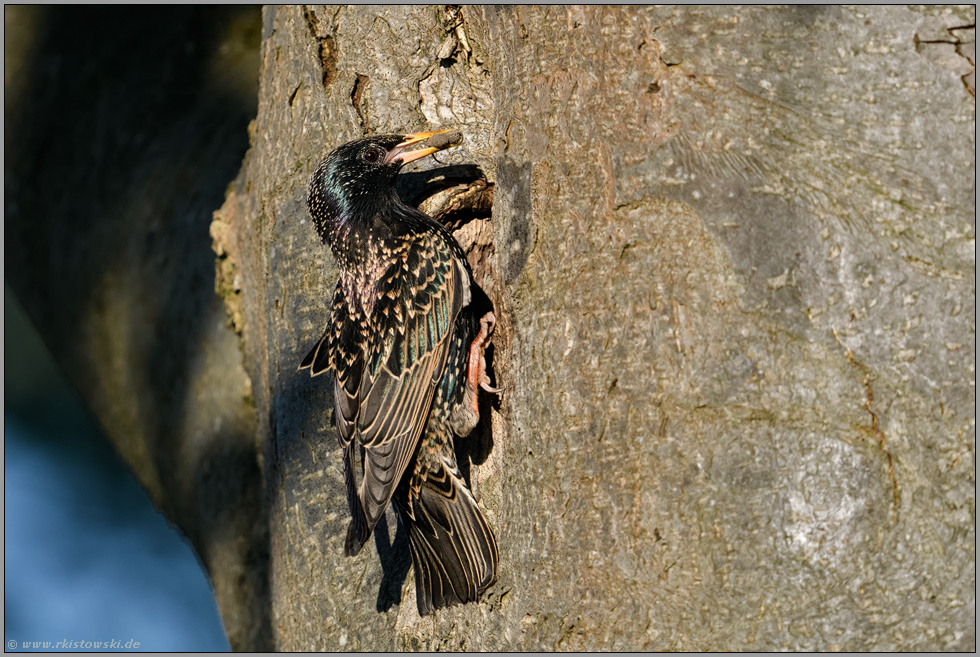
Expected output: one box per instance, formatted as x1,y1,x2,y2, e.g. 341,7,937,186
4,291,230,652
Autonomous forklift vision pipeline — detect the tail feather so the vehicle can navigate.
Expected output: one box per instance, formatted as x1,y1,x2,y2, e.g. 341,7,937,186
397,466,498,615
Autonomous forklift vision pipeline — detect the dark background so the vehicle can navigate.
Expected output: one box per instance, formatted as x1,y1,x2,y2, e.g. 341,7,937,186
5,6,262,650
5,291,228,651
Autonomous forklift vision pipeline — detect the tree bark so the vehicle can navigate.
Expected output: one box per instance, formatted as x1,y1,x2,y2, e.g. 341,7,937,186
8,5,975,651
215,5,974,650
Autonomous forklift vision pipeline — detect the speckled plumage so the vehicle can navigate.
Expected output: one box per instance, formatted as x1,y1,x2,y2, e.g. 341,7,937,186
300,131,498,615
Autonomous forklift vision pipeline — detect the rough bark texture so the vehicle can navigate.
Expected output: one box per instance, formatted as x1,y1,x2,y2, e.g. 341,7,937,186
210,4,974,650
7,4,975,651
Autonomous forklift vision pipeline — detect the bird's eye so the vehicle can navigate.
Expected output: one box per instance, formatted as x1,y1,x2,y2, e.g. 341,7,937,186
363,148,382,163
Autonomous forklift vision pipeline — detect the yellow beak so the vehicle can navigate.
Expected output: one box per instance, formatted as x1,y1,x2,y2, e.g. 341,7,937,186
387,129,462,165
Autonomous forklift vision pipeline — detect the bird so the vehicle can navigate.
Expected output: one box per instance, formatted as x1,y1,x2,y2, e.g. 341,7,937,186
299,129,499,615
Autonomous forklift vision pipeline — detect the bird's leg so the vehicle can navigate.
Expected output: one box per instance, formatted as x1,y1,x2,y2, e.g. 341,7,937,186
451,312,501,437
468,312,503,405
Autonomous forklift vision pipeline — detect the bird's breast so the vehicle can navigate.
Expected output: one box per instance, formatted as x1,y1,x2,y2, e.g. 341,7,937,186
339,261,385,319
337,237,408,315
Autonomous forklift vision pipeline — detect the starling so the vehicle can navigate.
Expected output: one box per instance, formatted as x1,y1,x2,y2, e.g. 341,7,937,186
300,129,499,615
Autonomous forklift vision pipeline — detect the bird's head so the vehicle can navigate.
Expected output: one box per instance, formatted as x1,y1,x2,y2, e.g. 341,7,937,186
308,129,462,244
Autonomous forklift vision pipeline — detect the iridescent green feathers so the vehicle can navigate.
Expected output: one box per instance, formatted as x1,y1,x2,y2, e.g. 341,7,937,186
300,224,466,553
299,132,497,614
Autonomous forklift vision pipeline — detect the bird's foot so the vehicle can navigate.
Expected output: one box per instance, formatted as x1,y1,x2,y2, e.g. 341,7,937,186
452,312,501,437
468,312,502,406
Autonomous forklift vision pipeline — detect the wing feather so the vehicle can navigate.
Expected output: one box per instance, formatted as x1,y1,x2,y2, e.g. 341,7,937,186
299,229,470,553
352,254,461,530
343,236,466,547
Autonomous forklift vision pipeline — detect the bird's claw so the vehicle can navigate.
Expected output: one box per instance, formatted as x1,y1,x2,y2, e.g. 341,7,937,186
479,367,504,394
479,312,496,339
451,312,500,437
464,311,501,418
480,381,504,394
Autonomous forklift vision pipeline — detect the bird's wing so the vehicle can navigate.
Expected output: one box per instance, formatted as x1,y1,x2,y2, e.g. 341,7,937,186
297,232,471,549
299,284,362,454
352,239,469,537
299,284,345,378
300,285,374,553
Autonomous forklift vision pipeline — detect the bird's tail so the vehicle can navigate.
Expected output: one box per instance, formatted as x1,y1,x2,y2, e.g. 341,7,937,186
396,463,498,616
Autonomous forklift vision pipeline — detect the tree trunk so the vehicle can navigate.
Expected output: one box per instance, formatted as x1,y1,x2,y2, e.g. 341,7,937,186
8,5,975,651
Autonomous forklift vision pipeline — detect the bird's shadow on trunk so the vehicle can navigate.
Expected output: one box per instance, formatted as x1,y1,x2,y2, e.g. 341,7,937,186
396,163,484,207
373,506,412,613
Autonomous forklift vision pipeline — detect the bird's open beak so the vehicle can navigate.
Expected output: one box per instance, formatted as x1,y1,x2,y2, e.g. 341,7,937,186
386,129,462,166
